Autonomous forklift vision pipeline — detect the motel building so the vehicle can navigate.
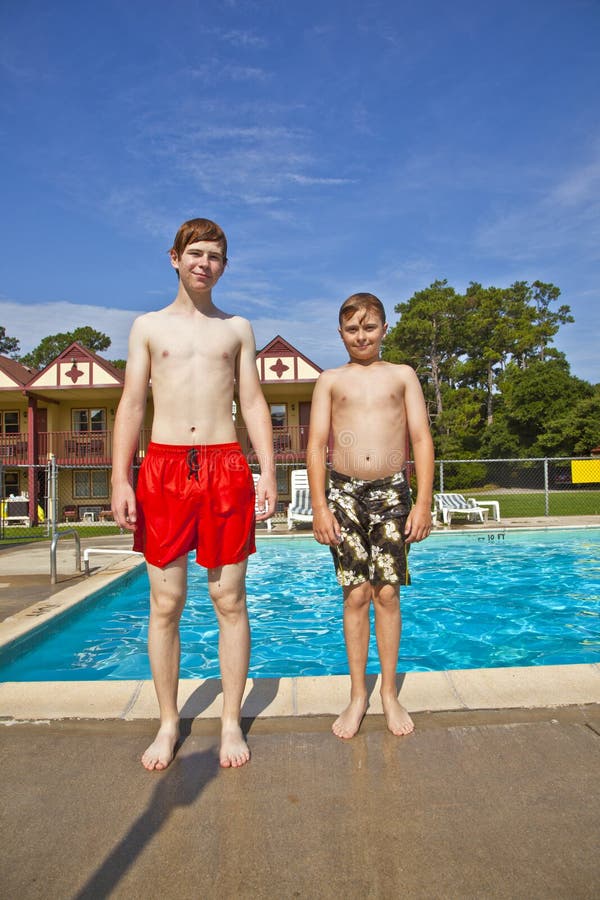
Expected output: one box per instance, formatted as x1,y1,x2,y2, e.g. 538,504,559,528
0,336,322,526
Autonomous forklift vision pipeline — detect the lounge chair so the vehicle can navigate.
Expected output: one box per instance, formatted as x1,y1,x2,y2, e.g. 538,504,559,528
62,505,77,522
434,493,491,526
252,473,272,531
287,469,313,529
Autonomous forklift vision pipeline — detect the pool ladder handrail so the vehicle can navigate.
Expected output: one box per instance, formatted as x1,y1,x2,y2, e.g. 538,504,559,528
50,528,82,585
82,547,143,576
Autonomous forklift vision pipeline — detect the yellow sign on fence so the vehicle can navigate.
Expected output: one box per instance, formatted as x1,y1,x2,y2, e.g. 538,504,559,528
571,459,600,484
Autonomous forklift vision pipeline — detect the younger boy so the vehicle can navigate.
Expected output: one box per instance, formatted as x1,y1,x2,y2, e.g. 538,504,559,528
307,293,434,739
111,217,276,771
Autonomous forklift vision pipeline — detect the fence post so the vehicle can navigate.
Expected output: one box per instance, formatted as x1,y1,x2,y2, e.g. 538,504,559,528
48,454,58,538
439,460,444,493
543,458,549,517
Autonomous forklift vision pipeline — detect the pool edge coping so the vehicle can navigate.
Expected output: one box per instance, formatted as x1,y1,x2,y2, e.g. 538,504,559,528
1,663,598,722
0,554,146,651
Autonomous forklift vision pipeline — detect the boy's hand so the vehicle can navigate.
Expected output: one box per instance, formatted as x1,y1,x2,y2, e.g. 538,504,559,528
111,482,138,532
255,472,277,522
404,504,432,543
312,507,342,547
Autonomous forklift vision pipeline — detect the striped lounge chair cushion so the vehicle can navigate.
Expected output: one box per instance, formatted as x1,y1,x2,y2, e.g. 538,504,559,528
439,494,470,509
290,489,312,515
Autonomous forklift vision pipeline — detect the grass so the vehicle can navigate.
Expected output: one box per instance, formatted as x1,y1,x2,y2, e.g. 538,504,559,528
1,524,123,543
1,493,599,544
468,490,600,517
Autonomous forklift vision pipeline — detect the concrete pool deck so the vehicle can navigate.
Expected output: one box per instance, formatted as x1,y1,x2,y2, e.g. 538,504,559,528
1,524,599,897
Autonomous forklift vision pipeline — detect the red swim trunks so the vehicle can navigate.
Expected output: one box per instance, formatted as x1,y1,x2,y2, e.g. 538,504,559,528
133,442,256,569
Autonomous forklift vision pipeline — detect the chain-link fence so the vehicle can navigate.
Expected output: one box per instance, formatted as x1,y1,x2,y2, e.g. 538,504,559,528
0,460,121,543
433,457,600,518
1,456,598,542
253,457,600,522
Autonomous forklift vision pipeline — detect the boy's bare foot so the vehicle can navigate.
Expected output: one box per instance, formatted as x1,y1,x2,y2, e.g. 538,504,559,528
381,694,414,736
332,696,368,740
220,721,250,768
141,721,179,771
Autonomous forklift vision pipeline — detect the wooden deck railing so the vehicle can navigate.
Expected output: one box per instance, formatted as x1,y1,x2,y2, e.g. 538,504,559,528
0,426,311,466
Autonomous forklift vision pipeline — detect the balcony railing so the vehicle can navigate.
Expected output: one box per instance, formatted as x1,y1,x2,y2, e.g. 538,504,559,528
236,425,310,461
1,432,116,465
0,433,28,464
37,432,112,465
0,426,312,466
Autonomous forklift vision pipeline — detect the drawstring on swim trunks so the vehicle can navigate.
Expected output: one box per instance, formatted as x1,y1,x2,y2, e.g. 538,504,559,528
187,448,200,481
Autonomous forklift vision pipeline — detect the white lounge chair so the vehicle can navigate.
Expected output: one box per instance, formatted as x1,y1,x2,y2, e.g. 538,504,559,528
287,469,313,529
434,493,490,526
252,473,272,531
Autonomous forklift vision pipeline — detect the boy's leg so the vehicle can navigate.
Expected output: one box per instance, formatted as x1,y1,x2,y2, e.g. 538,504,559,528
333,580,373,739
208,559,251,768
372,583,414,736
143,555,188,771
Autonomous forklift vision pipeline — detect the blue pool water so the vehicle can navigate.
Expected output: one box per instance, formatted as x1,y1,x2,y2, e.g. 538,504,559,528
0,528,599,680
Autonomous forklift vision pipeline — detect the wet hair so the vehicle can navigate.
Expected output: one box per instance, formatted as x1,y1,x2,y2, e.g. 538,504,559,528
169,218,228,264
338,292,386,327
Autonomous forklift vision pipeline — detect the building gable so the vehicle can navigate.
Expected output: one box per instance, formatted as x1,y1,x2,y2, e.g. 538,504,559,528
26,342,124,390
256,335,322,383
0,355,35,390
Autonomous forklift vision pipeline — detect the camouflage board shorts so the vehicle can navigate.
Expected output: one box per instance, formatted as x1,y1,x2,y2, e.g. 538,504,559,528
327,469,412,587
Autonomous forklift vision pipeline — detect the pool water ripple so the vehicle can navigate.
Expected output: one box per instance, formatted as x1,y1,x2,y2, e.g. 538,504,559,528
0,528,599,680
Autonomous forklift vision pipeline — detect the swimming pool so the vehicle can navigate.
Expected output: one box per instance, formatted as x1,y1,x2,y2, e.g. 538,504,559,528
0,528,598,680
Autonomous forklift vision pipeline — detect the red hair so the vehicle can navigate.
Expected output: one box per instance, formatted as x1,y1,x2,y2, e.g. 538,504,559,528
169,218,228,263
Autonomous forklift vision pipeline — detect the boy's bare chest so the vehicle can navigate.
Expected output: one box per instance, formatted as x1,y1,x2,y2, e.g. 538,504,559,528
150,320,240,367
333,374,404,410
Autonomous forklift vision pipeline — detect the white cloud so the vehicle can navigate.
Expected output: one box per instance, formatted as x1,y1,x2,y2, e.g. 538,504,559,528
190,62,269,82
1,300,138,360
476,152,600,261
209,28,268,48
551,159,600,207
287,174,356,186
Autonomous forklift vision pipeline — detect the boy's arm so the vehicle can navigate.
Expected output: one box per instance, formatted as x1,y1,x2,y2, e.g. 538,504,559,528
307,373,341,546
111,318,150,531
236,320,277,520
403,367,434,543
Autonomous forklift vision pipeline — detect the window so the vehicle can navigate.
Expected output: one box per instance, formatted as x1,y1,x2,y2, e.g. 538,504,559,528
1,411,20,434
276,467,288,495
2,470,20,497
73,469,109,499
72,408,106,432
270,404,286,428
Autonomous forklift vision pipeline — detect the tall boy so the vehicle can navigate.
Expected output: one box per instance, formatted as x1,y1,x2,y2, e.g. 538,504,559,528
111,218,276,771
307,293,434,739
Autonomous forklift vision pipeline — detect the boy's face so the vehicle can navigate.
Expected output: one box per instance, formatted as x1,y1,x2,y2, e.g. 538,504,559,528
170,239,226,293
339,308,387,362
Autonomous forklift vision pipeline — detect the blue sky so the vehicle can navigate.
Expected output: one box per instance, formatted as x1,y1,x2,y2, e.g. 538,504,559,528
1,0,599,382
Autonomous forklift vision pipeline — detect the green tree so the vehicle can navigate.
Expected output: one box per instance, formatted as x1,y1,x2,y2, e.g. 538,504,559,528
0,326,20,358
506,280,573,368
383,280,467,425
460,283,518,425
384,277,577,457
434,385,486,458
529,280,574,362
459,280,572,426
494,357,591,455
536,387,600,456
20,327,111,369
